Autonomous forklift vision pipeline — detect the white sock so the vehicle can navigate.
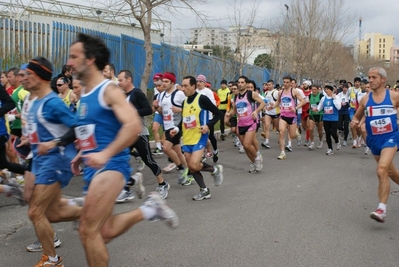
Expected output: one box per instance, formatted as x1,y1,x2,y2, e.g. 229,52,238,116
378,203,387,212
139,204,157,220
48,255,58,262
288,141,292,146
257,151,261,156
16,175,24,182
265,139,269,143
156,142,162,150
255,156,260,161
213,150,218,154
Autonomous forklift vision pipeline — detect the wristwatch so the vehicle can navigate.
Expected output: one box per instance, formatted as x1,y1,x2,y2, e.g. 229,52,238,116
53,138,62,146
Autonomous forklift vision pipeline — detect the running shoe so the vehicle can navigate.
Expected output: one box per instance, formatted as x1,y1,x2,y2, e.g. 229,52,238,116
254,157,263,172
308,142,315,150
27,233,61,252
220,134,225,141
352,140,357,149
304,140,309,147
326,149,334,155
132,172,145,199
212,165,223,186
136,157,145,171
116,189,135,203
285,145,293,152
364,146,371,155
238,146,245,154
6,179,25,205
277,151,286,160
143,192,179,228
249,163,256,173
336,141,341,150
342,141,347,146
156,182,170,199
193,188,211,201
370,209,386,223
182,175,194,186
317,141,323,149
213,151,219,163
152,148,164,156
297,134,302,146
34,254,63,267
178,168,189,184
261,141,270,149
162,163,176,173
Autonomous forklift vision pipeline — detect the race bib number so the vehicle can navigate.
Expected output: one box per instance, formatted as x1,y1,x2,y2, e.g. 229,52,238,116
183,115,197,129
27,122,39,144
163,110,172,121
311,104,317,110
324,106,333,114
75,124,98,151
370,117,393,135
237,107,248,117
281,102,292,110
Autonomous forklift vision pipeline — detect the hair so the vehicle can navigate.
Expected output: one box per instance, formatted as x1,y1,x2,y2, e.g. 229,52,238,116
228,81,235,85
248,80,257,89
291,78,297,83
57,76,69,84
267,79,274,84
106,63,116,72
230,82,238,88
119,69,133,80
354,77,362,83
282,75,292,81
7,67,19,76
73,33,110,71
32,56,53,72
238,75,249,83
325,85,334,91
182,75,196,87
369,67,387,78
62,65,71,74
1,71,7,76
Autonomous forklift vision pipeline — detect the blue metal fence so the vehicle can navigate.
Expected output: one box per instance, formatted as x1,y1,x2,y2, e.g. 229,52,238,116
0,17,271,88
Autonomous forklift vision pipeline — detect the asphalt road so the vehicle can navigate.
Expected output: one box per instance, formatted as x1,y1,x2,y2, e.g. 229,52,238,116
1,132,399,267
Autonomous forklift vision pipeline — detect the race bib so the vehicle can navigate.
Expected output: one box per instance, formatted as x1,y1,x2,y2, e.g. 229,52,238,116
183,115,197,129
311,104,317,110
75,124,98,151
370,117,393,135
281,102,292,110
324,106,333,114
237,107,248,117
163,110,172,121
27,122,39,144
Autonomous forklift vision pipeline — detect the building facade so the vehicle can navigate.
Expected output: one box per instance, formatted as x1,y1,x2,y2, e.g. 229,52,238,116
357,33,395,61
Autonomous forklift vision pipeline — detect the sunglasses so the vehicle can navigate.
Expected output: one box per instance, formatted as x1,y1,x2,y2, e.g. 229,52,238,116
56,84,64,86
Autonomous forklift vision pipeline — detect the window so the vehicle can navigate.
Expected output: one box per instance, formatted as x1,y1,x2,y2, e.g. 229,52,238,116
383,38,385,42
379,44,381,48
379,49,381,53
383,44,385,48
383,49,385,53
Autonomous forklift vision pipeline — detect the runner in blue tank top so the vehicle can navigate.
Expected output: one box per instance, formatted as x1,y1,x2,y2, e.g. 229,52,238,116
56,33,178,267
351,67,399,223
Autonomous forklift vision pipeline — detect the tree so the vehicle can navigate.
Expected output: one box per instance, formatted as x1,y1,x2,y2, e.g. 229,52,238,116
272,0,356,83
254,53,273,69
99,0,207,94
211,45,234,60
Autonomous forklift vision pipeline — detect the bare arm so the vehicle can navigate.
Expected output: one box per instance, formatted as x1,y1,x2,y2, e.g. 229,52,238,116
102,84,142,158
252,92,266,113
351,94,367,127
294,90,306,110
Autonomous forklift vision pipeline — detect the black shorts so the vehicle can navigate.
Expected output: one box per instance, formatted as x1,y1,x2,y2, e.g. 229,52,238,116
280,116,296,125
266,113,280,119
10,128,22,138
165,128,181,146
229,117,237,127
238,122,257,135
309,114,323,123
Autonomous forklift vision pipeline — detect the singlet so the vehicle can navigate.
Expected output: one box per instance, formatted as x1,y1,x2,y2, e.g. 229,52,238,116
309,93,323,116
160,89,185,130
322,97,339,122
235,91,256,127
217,88,230,111
280,89,296,118
302,89,312,114
0,100,9,136
27,92,77,174
10,85,29,129
21,93,38,138
365,90,398,136
126,89,149,136
349,87,360,109
264,89,280,115
75,80,129,162
61,89,76,112
182,93,208,145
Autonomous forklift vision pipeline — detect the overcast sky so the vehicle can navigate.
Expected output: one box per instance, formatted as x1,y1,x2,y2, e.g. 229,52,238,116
163,0,399,46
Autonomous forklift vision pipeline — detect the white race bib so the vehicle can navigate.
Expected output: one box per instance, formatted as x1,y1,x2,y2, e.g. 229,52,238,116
75,124,98,151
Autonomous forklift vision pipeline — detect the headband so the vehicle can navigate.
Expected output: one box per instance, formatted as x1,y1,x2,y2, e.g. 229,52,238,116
27,60,53,81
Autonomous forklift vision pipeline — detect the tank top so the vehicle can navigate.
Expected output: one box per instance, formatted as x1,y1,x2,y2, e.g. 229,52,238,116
365,90,398,136
264,89,280,115
280,88,296,118
236,91,256,127
309,93,323,116
322,97,339,121
302,89,312,113
182,94,208,145
75,80,129,162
